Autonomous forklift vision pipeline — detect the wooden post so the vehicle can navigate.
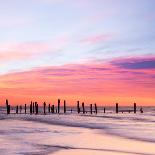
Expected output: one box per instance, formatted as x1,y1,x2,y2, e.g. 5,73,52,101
90,104,92,114
30,102,32,114
64,100,66,113
116,103,119,113
48,104,51,113
6,99,10,114
43,102,46,114
134,103,136,113
104,107,105,113
94,103,97,114
25,104,27,114
77,101,80,113
36,103,38,114
19,105,22,114
16,105,18,114
58,99,60,114
32,102,35,114
82,102,85,114
51,105,55,113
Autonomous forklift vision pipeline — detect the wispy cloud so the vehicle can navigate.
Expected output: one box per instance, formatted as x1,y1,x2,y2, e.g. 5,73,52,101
0,56,155,105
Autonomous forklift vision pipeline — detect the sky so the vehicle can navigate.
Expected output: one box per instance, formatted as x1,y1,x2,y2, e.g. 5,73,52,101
0,0,155,106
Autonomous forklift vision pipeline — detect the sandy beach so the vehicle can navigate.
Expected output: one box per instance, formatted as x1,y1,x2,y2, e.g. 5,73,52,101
0,112,155,155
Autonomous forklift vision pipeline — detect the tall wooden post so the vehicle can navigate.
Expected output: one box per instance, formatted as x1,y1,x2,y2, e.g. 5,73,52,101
116,103,119,113
104,107,105,113
90,104,92,114
51,105,55,113
6,99,10,114
30,102,32,114
58,99,60,114
36,103,38,114
48,104,51,113
64,100,66,113
16,105,18,114
43,102,46,114
82,102,85,114
77,101,80,113
134,103,136,113
32,102,35,114
25,104,27,114
94,103,97,114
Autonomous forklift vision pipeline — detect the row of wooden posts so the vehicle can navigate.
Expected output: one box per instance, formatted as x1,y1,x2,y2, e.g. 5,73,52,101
5,99,142,115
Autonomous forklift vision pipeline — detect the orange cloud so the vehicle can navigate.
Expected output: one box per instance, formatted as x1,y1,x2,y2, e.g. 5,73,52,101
0,56,155,106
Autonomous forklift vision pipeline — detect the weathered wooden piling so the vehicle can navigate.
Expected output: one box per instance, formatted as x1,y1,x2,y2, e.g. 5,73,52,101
48,104,51,113
35,103,38,114
6,99,10,114
30,102,32,114
77,101,80,113
16,105,18,114
90,104,92,114
19,105,22,114
51,105,54,113
32,102,35,114
94,103,97,114
82,102,85,114
140,107,143,113
58,99,60,114
116,103,119,113
25,104,27,114
134,103,137,113
43,102,46,114
64,100,66,113
104,107,105,113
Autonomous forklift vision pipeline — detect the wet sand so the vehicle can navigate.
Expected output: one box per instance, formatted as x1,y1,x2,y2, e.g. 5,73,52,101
0,118,155,155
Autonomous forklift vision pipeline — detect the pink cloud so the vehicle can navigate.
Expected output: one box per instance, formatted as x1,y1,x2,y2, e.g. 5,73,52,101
0,36,69,62
0,56,155,105
81,34,112,44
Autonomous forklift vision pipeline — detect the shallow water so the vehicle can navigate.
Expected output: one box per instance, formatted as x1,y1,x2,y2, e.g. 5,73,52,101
0,118,155,155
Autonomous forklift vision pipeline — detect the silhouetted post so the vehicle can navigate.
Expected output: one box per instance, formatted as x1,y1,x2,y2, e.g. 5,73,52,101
30,102,32,114
48,104,51,113
64,100,66,113
51,105,55,113
36,103,38,114
104,107,105,113
20,105,22,114
140,107,143,113
116,103,119,113
58,99,60,114
24,104,27,114
94,103,97,114
32,102,35,114
134,103,137,113
90,104,92,114
16,105,18,114
43,102,46,114
82,102,85,114
6,99,10,114
77,101,80,113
